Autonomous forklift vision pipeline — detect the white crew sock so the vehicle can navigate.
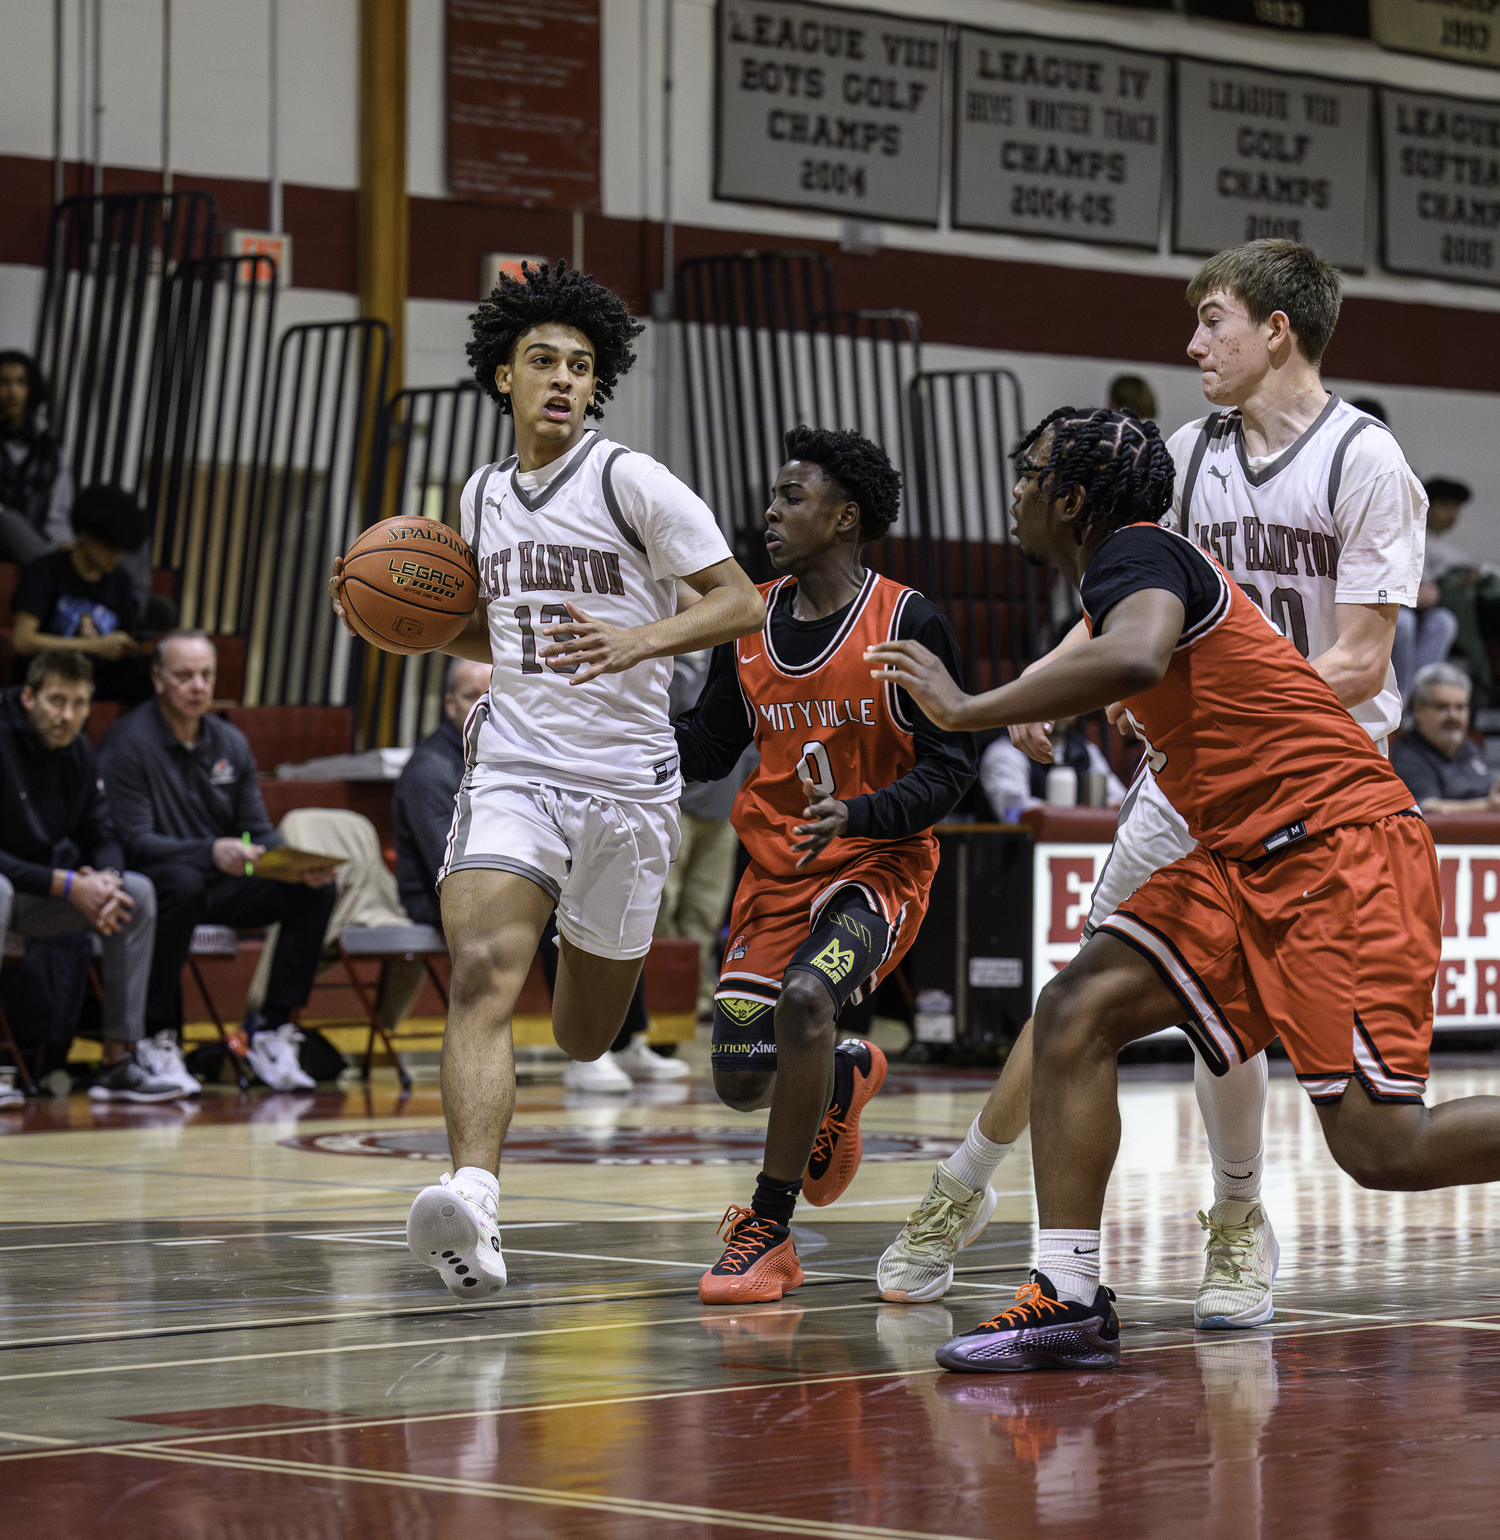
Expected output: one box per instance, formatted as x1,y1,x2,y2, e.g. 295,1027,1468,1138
945,1116,1014,1193
1036,1229,1101,1304
1194,1051,1268,1202
451,1165,499,1217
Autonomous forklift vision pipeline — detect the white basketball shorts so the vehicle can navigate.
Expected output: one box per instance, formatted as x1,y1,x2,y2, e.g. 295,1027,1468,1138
1082,766,1197,938
439,771,679,961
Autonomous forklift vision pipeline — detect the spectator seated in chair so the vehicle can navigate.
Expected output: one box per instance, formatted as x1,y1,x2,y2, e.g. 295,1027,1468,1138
0,650,180,1102
10,485,155,705
978,714,1126,820
392,658,684,1089
1390,662,1500,814
0,349,73,567
97,629,340,1092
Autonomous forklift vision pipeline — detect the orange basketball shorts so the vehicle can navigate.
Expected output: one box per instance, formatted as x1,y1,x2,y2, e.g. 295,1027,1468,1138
1100,811,1440,1104
714,845,936,1046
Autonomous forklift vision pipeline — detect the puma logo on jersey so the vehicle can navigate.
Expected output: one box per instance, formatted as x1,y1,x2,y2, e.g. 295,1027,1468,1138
809,938,857,983
1207,466,1231,490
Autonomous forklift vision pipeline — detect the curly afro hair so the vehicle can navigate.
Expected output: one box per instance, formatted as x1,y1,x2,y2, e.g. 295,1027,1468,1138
467,260,644,420
782,425,902,542
1013,408,1174,543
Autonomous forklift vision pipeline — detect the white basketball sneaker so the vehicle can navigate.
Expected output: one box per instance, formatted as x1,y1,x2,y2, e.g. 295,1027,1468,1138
613,1034,690,1082
407,1173,507,1298
135,1031,202,1096
877,1162,999,1303
246,1024,316,1092
1195,1198,1279,1329
561,1053,632,1092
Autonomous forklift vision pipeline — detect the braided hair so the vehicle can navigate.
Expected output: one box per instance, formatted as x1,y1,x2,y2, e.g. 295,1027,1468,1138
1013,407,1175,542
782,424,902,541
467,260,644,420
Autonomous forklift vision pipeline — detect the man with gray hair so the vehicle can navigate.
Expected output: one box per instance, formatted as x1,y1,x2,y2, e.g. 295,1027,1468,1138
1391,662,1499,811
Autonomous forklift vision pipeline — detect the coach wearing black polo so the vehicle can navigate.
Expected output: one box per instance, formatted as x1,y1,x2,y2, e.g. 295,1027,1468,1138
97,630,339,1063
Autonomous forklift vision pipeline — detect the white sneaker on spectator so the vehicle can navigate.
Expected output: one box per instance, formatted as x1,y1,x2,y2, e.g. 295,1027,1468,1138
89,1055,187,1104
613,1034,690,1082
0,1080,24,1110
247,1025,316,1092
561,1053,632,1092
135,1032,202,1096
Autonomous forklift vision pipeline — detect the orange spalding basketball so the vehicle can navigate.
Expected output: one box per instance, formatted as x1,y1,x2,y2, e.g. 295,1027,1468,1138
339,517,479,656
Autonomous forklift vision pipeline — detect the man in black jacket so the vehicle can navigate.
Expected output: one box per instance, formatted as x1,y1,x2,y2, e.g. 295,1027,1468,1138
0,650,179,1102
97,630,338,1089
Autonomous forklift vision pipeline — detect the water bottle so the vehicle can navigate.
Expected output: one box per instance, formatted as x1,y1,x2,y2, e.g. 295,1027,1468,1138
1045,765,1078,806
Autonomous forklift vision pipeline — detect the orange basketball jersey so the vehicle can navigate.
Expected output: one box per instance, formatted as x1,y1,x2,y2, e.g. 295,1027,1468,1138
732,572,937,879
1085,523,1414,860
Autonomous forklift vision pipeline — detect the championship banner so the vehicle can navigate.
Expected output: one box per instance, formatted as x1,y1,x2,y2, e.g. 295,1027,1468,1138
715,0,947,224
1184,0,1371,38
1033,839,1500,1028
1380,87,1500,288
951,29,1169,249
1173,58,1372,268
1371,0,1500,71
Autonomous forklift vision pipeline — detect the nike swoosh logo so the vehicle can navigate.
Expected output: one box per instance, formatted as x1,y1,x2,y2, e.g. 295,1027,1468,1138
1303,886,1331,899
740,653,760,664
1222,1169,1255,1180
1072,1246,1099,1256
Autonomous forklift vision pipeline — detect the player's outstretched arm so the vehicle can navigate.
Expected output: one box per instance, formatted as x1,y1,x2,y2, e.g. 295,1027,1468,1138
539,557,765,686
867,589,1184,733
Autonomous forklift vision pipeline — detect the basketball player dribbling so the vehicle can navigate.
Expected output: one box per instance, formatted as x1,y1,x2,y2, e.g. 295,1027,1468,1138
876,241,1427,1330
870,406,1500,1373
330,262,764,1295
673,427,976,1301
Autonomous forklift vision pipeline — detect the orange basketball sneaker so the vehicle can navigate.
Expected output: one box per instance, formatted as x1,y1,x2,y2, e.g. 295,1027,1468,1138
803,1039,887,1207
699,1205,805,1304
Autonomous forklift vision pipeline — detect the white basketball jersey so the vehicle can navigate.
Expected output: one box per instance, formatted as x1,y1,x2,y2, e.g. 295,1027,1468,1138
459,429,732,805
1170,396,1424,741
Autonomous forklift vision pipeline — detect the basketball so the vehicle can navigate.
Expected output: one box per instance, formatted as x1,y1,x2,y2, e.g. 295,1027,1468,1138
338,516,479,655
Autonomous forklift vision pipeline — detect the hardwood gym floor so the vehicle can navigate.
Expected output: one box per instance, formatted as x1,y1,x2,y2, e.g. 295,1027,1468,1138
4,1053,1500,1538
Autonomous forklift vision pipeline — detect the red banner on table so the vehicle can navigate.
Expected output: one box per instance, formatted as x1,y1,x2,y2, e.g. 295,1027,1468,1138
446,0,601,211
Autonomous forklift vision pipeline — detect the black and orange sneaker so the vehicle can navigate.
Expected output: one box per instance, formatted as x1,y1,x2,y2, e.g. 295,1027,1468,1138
935,1271,1121,1373
803,1038,887,1207
699,1204,805,1304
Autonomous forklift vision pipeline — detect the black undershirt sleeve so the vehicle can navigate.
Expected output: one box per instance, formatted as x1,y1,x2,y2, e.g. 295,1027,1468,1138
842,597,978,841
1080,525,1219,635
673,641,754,783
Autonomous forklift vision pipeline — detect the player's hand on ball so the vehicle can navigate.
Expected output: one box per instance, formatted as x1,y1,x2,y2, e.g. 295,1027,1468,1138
865,640,968,731
792,773,848,869
327,556,356,638
1010,721,1054,763
540,603,644,685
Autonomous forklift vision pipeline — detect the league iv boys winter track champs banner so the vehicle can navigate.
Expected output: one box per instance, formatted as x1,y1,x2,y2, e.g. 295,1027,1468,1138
950,29,1169,250
715,0,947,224
1033,841,1500,1029
1173,58,1373,270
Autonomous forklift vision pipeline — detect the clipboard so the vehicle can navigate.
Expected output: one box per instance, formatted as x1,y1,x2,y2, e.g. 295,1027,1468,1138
254,846,346,884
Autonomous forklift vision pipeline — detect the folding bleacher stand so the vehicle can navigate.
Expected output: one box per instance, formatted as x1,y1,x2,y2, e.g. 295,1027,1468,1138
336,924,449,1092
0,931,41,1096
185,924,253,1089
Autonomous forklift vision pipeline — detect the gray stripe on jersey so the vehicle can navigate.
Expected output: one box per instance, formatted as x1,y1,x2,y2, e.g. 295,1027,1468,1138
1326,416,1383,515
1179,415,1217,529
1233,393,1340,487
509,430,600,512
448,698,490,866
600,447,648,555
444,854,561,902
